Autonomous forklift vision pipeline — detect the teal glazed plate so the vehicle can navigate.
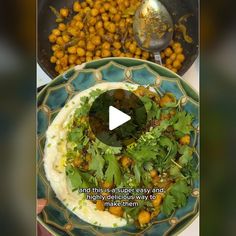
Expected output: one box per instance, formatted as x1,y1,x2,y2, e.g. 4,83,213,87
37,58,199,236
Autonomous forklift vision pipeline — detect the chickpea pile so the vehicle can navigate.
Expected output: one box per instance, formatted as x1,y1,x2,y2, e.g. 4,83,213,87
161,41,185,73
48,0,185,75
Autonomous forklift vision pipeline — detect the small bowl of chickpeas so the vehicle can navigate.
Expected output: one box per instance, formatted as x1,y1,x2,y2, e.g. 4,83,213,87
38,0,198,78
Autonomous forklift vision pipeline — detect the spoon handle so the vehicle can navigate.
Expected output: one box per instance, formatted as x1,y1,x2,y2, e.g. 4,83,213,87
153,52,163,65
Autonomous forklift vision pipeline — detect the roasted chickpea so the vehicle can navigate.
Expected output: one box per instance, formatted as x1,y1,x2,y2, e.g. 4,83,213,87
68,54,77,64
91,8,99,16
152,194,162,207
95,50,101,56
112,49,121,57
173,60,181,69
78,40,86,48
113,14,121,22
113,41,122,49
60,55,68,67
77,47,86,56
86,56,93,62
170,53,177,61
86,51,93,57
49,34,57,43
52,44,60,51
76,21,84,30
50,56,57,63
109,206,124,217
52,29,61,36
54,50,64,59
135,48,142,56
176,54,185,63
142,51,150,60
104,2,111,11
87,41,96,51
102,42,111,50
107,22,116,33
68,46,77,54
164,47,173,57
159,93,174,107
174,47,183,54
81,2,88,8
166,58,172,65
91,35,101,46
150,169,158,178
89,26,96,33
76,58,82,64
96,200,105,211
129,44,137,54
120,156,132,168
101,49,111,57
95,21,103,29
172,42,181,49
138,210,151,225
102,181,113,189
62,34,70,43
101,13,109,21
60,8,69,18
58,23,66,31
55,64,62,73
88,16,97,26
73,2,81,12
109,6,117,14
179,134,191,145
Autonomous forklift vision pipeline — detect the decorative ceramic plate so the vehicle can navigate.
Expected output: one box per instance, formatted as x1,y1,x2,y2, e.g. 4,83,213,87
37,58,199,236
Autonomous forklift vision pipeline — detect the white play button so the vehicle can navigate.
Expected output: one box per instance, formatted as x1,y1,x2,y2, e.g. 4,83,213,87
109,106,131,131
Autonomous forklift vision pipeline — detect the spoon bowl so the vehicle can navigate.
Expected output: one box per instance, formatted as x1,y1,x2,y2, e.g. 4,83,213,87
133,0,173,64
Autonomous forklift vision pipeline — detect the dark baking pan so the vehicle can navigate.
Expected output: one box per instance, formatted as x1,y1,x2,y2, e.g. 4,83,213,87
38,0,199,79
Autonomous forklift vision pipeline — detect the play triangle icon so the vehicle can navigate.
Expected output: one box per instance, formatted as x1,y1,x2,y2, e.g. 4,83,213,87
109,106,131,131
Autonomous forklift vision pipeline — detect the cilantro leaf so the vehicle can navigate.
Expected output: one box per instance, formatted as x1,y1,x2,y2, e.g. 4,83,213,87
67,128,83,143
172,111,194,134
178,145,193,166
170,181,190,207
88,147,105,180
104,154,121,186
66,166,94,190
161,195,176,216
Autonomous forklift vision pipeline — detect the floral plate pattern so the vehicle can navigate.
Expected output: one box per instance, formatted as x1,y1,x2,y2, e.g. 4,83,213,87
37,58,199,236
